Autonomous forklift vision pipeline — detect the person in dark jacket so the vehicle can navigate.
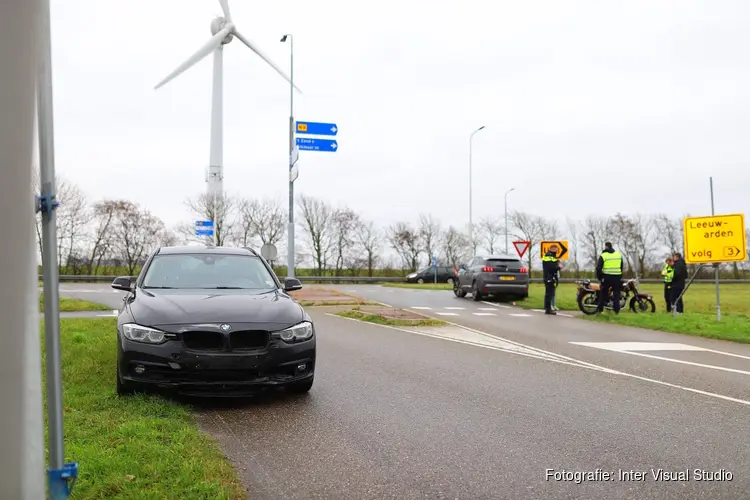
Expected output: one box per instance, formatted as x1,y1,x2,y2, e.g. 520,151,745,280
595,242,624,314
542,244,561,315
670,252,688,313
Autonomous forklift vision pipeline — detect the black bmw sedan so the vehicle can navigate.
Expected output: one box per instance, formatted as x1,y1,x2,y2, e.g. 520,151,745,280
112,245,315,397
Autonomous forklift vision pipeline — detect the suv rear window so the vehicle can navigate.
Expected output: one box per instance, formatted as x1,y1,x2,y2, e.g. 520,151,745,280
486,259,520,267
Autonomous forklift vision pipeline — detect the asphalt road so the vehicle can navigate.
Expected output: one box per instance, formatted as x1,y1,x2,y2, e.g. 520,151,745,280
54,283,749,499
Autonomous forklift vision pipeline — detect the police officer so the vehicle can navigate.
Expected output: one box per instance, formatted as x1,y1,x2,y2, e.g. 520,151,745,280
542,244,560,315
595,241,623,314
661,257,674,312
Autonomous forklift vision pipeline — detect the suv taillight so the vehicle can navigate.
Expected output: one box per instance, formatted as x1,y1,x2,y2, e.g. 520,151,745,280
520,267,528,273
482,266,494,272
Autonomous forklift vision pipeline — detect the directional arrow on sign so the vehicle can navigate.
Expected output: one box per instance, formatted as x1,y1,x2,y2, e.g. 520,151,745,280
540,240,569,260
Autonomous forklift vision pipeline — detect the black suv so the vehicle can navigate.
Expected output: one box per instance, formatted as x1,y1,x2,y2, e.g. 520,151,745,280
405,266,457,284
453,254,529,301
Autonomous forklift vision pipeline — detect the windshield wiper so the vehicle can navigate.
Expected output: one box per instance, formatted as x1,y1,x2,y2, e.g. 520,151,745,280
209,286,246,289
143,286,176,289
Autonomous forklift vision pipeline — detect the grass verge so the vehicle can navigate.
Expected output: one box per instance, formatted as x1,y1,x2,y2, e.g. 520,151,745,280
45,318,245,499
584,312,750,343
336,309,446,327
299,300,381,307
40,294,111,313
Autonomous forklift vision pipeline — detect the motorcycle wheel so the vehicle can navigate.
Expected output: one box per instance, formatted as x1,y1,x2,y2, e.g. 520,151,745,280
630,296,656,313
577,292,599,315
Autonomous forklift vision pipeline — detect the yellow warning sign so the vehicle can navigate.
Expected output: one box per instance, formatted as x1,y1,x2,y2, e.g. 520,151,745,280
683,213,746,264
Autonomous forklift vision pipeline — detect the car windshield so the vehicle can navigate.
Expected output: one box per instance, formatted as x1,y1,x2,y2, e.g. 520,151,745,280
141,254,277,290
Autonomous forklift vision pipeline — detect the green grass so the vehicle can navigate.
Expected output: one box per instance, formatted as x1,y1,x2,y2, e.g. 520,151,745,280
40,294,111,313
45,318,245,499
586,312,750,343
336,309,446,327
299,300,381,307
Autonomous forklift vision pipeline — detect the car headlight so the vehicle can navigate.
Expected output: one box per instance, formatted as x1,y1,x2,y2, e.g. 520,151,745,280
406,273,416,278
121,323,168,344
277,321,314,343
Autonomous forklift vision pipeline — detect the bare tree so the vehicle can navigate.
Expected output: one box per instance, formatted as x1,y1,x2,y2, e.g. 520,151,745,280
86,200,118,274
418,214,442,266
111,201,164,275
354,219,381,277
331,207,360,276
185,193,236,246
442,226,469,266
239,197,285,248
654,214,683,256
565,217,582,276
537,216,560,241
582,215,611,268
36,178,89,272
387,222,422,271
297,194,335,275
608,213,641,277
508,211,543,272
478,217,503,254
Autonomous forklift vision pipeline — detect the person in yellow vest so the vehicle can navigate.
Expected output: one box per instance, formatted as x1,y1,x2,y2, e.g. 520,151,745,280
542,244,561,315
661,257,674,312
595,241,623,314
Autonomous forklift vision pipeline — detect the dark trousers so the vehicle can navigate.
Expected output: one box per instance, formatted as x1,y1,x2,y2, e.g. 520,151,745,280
670,282,685,313
663,283,672,312
544,280,556,311
597,275,622,313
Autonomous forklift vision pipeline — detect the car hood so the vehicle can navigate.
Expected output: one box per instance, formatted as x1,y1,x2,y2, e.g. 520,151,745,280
129,288,304,330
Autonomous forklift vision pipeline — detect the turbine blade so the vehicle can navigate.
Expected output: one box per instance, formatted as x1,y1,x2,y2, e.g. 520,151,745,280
154,28,231,89
219,0,231,20
234,30,303,94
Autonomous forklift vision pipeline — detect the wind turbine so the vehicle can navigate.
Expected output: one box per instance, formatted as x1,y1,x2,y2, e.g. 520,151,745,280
154,0,301,238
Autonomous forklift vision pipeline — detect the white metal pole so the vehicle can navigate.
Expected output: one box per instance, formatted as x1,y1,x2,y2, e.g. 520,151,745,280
209,47,224,246
286,35,295,278
0,0,46,498
504,187,514,254
710,177,721,321
468,126,484,252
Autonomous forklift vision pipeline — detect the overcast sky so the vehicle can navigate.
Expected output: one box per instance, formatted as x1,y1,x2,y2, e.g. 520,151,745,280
50,0,749,232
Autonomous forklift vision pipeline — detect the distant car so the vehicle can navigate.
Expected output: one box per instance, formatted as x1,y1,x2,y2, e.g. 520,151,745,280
405,266,457,284
453,254,529,301
112,245,315,397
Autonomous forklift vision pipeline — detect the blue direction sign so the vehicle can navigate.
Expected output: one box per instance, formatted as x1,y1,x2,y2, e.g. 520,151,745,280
196,228,214,237
296,137,338,152
195,220,214,227
296,121,338,136
432,256,438,268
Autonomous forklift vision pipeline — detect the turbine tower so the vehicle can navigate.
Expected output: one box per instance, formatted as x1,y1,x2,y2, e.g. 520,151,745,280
155,0,301,238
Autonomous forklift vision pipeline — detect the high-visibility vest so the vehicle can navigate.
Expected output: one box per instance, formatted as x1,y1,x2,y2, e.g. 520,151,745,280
542,255,558,263
601,251,622,275
661,264,674,283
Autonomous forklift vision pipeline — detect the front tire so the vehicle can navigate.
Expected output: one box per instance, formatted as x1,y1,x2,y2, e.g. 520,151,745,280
417,278,424,284
577,292,598,315
286,376,314,394
116,366,135,396
446,277,454,285
453,281,467,298
630,296,656,313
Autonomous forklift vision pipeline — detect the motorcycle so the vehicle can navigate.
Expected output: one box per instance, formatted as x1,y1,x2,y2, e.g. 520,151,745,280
575,278,656,315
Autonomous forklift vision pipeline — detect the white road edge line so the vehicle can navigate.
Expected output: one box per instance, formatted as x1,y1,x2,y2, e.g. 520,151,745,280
608,350,750,377
328,314,750,408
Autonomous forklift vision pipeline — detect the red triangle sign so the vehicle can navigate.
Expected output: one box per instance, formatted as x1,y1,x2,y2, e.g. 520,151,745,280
513,241,530,259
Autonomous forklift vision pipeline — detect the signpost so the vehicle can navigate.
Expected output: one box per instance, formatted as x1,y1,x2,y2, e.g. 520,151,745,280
432,255,438,283
540,240,569,260
296,121,338,136
195,220,214,238
296,137,338,152
677,177,747,320
513,241,530,259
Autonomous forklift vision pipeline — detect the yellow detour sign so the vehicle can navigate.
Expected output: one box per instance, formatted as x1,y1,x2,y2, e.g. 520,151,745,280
683,213,746,264
540,240,569,260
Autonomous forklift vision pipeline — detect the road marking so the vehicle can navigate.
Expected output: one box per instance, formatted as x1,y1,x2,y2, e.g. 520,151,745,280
410,306,432,310
339,314,750,407
435,312,459,316
572,342,706,352
509,313,532,317
571,342,750,376
472,313,496,316
498,305,511,309
444,307,465,310
478,307,497,311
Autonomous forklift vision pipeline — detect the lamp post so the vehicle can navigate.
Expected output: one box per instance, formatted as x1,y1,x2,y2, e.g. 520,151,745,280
468,125,485,250
280,33,295,278
504,187,515,253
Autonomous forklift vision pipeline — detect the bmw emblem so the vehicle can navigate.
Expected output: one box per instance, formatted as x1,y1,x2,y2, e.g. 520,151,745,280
220,324,232,332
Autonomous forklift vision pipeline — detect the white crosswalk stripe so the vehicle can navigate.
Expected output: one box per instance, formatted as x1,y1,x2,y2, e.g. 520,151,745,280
472,312,496,316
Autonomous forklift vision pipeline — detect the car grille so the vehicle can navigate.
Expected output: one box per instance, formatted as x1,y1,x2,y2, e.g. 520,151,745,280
229,330,268,350
180,330,269,351
182,331,224,351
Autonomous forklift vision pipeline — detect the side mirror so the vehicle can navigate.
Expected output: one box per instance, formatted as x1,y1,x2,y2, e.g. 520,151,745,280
458,264,467,271
284,277,303,292
111,276,133,292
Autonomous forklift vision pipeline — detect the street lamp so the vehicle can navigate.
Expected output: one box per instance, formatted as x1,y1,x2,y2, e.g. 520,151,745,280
280,34,295,278
469,125,485,251
504,187,515,253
